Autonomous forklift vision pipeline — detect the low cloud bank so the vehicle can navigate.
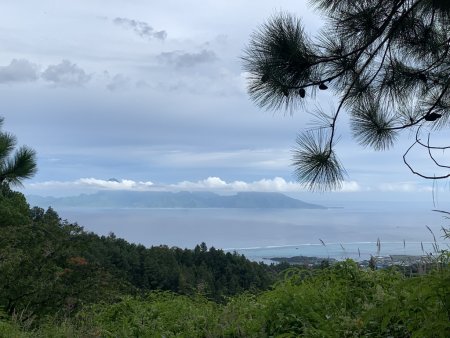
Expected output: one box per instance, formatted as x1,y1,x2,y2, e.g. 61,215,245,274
28,176,361,194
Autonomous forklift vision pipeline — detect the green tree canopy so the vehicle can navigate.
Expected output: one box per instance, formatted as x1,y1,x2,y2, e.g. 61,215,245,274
243,0,450,191
0,117,37,187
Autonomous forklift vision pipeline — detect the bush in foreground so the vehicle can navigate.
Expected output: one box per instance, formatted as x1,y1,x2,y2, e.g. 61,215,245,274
3,259,448,337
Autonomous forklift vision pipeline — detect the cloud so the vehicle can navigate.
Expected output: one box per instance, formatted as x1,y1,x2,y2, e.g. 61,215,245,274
0,59,39,83
30,178,154,191
147,149,292,170
79,178,154,190
172,177,361,193
341,181,362,192
42,60,91,87
378,182,432,192
28,177,361,194
215,34,228,45
158,49,217,68
106,73,130,91
113,17,167,40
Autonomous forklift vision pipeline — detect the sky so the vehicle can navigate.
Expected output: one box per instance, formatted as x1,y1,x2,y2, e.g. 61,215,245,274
1,0,449,204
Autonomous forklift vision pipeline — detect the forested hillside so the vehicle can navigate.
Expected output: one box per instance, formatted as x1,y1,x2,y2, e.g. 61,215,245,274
1,182,450,337
0,183,281,318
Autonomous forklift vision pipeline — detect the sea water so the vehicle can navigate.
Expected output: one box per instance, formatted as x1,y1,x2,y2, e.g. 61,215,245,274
57,201,449,262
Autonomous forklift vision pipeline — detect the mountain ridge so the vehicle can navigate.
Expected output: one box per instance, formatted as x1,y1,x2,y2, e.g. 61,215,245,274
27,191,326,209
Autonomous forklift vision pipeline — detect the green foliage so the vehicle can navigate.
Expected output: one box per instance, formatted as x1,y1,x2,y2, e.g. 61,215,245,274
0,206,122,319
0,321,25,338
256,261,450,337
293,130,345,191
0,117,37,186
0,183,31,226
82,293,219,337
74,235,276,302
219,293,267,336
3,260,448,337
0,189,278,325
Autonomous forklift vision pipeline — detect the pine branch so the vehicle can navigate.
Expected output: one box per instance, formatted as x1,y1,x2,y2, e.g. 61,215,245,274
244,0,450,189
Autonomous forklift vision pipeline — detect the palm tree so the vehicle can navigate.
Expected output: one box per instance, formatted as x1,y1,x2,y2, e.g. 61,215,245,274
0,117,37,186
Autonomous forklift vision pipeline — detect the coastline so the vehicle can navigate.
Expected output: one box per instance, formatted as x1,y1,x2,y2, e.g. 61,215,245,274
264,252,448,273
230,241,446,264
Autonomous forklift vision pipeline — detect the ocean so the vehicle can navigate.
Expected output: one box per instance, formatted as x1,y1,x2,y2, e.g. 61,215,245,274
57,201,449,262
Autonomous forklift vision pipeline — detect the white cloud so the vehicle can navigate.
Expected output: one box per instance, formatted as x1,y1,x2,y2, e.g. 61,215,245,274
174,177,229,190
378,182,433,193
79,178,154,190
28,176,361,193
341,180,362,192
29,178,154,191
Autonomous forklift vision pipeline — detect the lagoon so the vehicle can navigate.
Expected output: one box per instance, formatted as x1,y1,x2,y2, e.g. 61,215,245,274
57,201,448,262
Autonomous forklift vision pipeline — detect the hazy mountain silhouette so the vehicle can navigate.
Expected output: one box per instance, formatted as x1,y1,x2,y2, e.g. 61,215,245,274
28,191,325,209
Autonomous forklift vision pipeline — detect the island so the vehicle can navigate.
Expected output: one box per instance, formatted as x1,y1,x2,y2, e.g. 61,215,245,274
27,191,326,209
